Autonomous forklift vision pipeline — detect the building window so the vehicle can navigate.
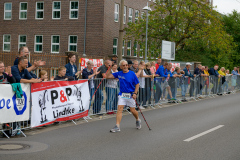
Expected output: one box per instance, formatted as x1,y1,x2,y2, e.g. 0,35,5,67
36,2,44,19
4,3,12,20
35,35,43,52
127,40,131,56
52,1,61,19
124,6,126,24
114,3,119,22
69,36,77,52
133,42,137,57
3,35,11,52
129,8,133,23
122,40,125,56
19,2,27,19
135,10,139,22
113,38,118,55
19,35,27,49
70,1,79,19
51,36,60,53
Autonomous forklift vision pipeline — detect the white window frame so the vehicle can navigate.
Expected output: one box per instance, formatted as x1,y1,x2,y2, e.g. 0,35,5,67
127,40,131,56
69,1,79,19
114,3,119,22
129,8,133,23
133,42,138,57
122,40,125,56
4,3,12,20
36,2,44,19
18,35,27,50
19,2,27,20
34,35,43,53
123,6,126,24
135,10,139,22
52,1,61,19
113,38,118,55
3,35,11,52
68,35,78,52
51,35,60,53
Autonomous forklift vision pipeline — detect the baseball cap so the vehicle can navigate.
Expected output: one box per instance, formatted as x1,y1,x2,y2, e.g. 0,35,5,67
186,62,192,66
127,60,133,65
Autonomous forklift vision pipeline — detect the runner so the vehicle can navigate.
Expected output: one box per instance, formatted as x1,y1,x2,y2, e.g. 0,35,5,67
106,60,141,133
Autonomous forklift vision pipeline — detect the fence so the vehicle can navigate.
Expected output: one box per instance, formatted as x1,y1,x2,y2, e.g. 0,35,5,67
1,75,240,138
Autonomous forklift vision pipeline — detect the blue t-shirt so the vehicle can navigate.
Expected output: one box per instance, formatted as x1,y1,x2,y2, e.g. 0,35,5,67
112,70,139,95
11,65,33,83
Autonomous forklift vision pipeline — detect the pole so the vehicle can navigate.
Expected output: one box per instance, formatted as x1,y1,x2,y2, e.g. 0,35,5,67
117,0,124,62
145,2,148,63
83,0,87,57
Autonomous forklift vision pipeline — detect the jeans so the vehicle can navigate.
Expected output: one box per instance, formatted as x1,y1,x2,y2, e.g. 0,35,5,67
93,89,103,114
89,88,94,110
145,87,151,105
138,88,146,106
154,81,162,103
105,87,117,112
167,87,176,99
222,81,228,92
181,84,188,97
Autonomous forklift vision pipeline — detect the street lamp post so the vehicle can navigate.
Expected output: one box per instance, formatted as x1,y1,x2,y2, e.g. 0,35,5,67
143,3,152,63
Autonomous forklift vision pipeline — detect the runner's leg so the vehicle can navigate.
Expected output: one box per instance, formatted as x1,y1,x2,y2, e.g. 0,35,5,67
116,105,124,125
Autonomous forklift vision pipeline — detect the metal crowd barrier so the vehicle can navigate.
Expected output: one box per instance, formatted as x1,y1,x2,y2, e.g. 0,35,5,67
1,74,240,138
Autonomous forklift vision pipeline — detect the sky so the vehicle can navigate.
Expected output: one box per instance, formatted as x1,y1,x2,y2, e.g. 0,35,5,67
213,0,240,14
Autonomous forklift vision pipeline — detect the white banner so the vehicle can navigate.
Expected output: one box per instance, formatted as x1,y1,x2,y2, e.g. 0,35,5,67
0,83,31,123
80,58,103,71
161,40,175,60
31,80,90,128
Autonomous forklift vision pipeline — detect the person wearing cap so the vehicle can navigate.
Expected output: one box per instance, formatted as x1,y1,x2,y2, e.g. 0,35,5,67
183,63,195,99
111,55,118,64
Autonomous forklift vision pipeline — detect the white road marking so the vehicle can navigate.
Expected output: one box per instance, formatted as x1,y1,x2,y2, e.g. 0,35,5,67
184,125,224,142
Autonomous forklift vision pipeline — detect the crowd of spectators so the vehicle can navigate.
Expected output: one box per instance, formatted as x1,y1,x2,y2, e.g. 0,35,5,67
1,47,240,115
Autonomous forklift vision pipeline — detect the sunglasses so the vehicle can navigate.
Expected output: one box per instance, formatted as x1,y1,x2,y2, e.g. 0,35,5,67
121,64,128,67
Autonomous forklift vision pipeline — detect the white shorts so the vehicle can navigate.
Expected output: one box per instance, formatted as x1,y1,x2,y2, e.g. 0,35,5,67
118,95,136,108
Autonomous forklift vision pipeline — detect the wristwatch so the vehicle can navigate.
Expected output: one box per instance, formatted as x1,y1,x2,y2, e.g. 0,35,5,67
132,92,137,95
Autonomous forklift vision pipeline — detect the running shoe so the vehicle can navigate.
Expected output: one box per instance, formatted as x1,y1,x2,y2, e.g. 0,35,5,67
110,125,120,133
136,119,141,129
139,106,145,110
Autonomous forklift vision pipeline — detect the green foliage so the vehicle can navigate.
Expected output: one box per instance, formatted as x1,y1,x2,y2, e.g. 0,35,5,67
125,0,234,69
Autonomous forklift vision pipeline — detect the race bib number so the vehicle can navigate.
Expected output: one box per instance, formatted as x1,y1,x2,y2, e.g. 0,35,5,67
121,93,131,99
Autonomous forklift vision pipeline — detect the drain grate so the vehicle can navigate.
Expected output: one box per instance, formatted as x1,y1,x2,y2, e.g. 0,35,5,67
0,143,30,151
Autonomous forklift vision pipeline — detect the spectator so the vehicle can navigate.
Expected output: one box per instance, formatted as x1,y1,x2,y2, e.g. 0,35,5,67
105,63,118,113
150,61,156,75
144,62,152,105
65,53,82,80
93,60,112,114
155,58,162,71
138,61,151,109
231,67,239,90
14,46,46,78
154,62,165,103
160,63,177,102
54,66,74,81
11,56,42,83
183,62,195,98
209,65,220,94
218,67,226,94
224,69,232,93
171,67,183,99
111,55,118,64
194,64,203,97
0,61,16,84
236,66,240,88
200,66,208,95
82,60,100,118
39,70,53,81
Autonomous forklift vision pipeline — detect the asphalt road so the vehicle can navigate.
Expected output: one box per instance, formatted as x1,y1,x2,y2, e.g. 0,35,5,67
1,93,240,160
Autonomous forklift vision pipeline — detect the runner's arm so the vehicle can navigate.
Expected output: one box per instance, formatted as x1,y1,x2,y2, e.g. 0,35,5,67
132,83,139,100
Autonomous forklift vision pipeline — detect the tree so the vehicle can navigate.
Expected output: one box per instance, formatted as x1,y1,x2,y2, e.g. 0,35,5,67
125,0,234,68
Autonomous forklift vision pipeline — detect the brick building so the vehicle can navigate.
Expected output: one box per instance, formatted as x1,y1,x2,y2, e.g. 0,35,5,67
0,0,155,62
0,0,213,64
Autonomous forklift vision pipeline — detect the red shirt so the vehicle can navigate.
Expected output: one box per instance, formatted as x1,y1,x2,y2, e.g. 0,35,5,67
155,63,160,71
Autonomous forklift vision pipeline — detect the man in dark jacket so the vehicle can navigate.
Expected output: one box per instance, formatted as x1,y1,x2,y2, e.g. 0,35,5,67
209,65,220,94
183,62,195,97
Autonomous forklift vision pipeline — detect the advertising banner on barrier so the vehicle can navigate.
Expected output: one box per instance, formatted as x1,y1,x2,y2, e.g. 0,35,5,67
80,58,103,71
0,83,31,123
31,80,90,128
